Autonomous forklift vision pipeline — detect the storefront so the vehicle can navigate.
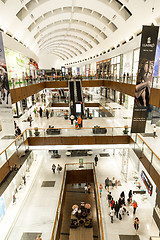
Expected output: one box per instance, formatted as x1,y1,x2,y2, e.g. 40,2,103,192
122,51,133,78
111,56,120,80
4,48,30,81
12,101,23,118
132,48,140,82
96,59,111,79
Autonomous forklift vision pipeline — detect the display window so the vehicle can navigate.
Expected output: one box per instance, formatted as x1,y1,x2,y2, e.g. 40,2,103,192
4,48,30,81
123,51,133,77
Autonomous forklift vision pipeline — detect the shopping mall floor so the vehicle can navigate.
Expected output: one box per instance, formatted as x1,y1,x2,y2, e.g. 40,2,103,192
0,92,160,240
0,148,159,240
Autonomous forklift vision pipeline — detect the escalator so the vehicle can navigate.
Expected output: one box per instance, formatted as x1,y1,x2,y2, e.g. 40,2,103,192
69,81,76,115
69,80,84,117
75,80,84,116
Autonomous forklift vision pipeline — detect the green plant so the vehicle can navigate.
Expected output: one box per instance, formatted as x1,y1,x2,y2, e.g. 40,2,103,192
123,125,129,134
89,113,92,119
64,114,68,119
34,127,40,136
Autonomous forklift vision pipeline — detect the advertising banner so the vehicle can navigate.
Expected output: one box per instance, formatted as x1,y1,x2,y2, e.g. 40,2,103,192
0,32,15,149
131,26,159,133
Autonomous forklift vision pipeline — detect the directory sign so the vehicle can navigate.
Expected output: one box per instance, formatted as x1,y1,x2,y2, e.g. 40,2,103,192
141,170,153,196
131,26,159,133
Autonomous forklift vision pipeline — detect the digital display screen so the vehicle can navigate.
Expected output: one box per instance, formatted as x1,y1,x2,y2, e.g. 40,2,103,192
141,170,153,196
76,104,81,113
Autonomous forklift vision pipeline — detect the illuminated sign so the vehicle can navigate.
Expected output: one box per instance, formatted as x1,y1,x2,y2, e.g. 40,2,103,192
141,170,153,196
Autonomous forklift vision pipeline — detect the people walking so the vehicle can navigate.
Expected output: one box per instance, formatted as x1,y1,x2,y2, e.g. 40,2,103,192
105,177,110,191
107,192,112,207
46,109,49,119
134,217,140,234
28,114,32,127
114,201,120,218
110,197,115,210
52,164,56,173
153,125,157,138
99,184,103,198
128,190,133,204
94,155,98,166
132,200,138,214
70,114,75,125
39,107,43,117
119,206,123,220
112,177,116,189
109,208,115,223
57,164,62,173
77,116,82,128
120,191,125,205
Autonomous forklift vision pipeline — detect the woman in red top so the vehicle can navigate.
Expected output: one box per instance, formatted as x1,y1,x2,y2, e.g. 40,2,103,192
132,200,138,214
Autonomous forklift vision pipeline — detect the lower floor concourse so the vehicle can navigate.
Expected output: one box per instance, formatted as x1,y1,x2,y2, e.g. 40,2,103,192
1,146,159,240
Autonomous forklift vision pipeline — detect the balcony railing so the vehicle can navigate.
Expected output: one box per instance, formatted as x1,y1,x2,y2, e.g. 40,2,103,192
50,162,104,240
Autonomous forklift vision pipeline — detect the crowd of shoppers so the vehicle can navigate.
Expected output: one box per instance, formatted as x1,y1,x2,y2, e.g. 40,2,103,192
105,187,140,234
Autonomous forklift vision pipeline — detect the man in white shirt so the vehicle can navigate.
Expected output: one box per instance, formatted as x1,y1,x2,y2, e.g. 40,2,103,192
110,208,115,223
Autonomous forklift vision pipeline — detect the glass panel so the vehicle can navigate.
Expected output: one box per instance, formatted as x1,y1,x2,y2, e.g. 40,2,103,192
15,135,24,149
6,142,16,159
143,144,152,162
152,154,160,175
136,136,143,150
0,151,7,168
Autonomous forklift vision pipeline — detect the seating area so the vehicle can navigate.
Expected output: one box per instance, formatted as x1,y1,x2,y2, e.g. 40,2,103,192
70,202,92,229
46,126,61,135
92,127,107,134
67,150,93,157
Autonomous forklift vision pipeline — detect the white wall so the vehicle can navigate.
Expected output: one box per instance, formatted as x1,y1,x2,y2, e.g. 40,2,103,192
38,53,64,69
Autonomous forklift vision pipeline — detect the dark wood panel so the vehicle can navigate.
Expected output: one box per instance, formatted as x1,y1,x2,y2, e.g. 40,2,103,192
78,136,96,145
44,81,68,88
0,161,10,184
51,103,69,107
61,137,79,145
112,136,130,144
82,80,104,88
10,80,160,108
10,83,44,104
85,103,100,107
149,165,160,190
66,169,94,184
103,80,135,97
28,136,130,146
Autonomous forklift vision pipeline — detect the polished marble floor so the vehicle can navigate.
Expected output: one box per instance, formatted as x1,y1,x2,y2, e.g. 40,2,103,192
0,148,159,240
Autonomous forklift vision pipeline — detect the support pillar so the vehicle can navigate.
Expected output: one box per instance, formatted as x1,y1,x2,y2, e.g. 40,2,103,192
121,149,129,182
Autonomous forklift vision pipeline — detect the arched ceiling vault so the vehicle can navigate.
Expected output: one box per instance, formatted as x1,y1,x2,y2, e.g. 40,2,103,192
1,0,160,63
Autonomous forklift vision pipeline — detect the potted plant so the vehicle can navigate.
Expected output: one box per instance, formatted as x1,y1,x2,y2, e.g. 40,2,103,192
123,125,129,134
89,113,93,119
64,114,68,120
34,127,40,136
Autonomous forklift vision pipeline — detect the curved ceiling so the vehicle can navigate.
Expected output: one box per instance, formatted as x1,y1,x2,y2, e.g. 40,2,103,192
0,0,160,63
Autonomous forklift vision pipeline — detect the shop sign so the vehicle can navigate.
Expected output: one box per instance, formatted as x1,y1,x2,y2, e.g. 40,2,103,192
16,57,25,67
131,25,159,133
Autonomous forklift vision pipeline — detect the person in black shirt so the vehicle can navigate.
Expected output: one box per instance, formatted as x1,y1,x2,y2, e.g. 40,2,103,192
94,155,98,166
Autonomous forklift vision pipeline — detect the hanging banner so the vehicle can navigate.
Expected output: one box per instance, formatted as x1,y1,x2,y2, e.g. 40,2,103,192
131,25,159,133
0,32,15,146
